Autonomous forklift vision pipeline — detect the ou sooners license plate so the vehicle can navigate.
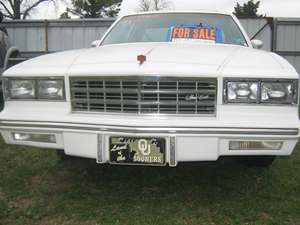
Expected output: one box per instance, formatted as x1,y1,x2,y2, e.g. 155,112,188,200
109,137,166,166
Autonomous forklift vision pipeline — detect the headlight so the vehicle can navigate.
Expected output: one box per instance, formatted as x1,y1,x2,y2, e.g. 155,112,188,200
261,81,297,104
226,81,259,103
38,80,64,100
4,77,65,101
224,79,298,105
8,80,36,99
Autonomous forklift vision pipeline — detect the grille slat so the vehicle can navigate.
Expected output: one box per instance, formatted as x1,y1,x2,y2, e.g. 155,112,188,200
70,77,217,115
72,88,215,94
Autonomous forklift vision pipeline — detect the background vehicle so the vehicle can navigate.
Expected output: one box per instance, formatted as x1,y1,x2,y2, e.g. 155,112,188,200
0,12,21,111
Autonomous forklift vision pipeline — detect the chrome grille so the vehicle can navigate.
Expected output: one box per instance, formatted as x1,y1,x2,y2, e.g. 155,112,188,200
70,77,217,115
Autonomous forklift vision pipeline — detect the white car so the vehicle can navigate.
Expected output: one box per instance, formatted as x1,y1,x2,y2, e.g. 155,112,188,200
0,11,299,167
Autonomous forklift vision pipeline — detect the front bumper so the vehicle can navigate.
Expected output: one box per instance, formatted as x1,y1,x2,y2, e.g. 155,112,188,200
0,119,298,166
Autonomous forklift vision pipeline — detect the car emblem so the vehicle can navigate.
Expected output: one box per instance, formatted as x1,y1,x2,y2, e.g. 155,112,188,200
198,94,210,100
185,94,197,101
137,54,146,65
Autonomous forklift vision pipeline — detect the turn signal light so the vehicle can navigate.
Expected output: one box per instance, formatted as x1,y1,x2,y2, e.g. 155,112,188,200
229,141,283,151
13,133,56,143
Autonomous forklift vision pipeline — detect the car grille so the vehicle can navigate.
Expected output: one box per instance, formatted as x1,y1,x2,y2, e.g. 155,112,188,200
70,77,217,115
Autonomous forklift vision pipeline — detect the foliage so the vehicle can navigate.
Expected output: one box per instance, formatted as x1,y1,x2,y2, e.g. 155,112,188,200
0,0,56,19
59,11,71,19
0,137,300,225
66,0,122,18
234,0,263,18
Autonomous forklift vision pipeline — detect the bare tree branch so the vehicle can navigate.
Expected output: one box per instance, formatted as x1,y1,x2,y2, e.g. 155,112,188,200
66,7,85,17
0,1,14,18
0,0,57,19
2,13,14,19
23,0,51,19
138,0,151,12
22,0,51,19
153,0,160,10
6,0,14,11
137,0,172,12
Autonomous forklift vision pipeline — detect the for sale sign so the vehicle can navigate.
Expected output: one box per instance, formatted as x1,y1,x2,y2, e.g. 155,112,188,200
167,24,223,43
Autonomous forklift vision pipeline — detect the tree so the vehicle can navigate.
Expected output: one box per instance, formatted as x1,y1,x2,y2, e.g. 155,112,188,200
137,0,172,12
233,0,263,18
138,0,151,12
0,0,56,19
59,11,71,19
152,0,170,10
65,0,122,18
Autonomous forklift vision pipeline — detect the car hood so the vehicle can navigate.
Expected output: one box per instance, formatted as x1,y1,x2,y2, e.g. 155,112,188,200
4,42,298,78
74,42,237,65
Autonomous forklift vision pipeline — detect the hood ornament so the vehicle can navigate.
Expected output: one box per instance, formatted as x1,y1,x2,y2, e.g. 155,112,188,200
137,54,146,65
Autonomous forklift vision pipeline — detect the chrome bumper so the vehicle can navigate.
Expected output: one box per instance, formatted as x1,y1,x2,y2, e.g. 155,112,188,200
0,119,299,166
0,120,298,136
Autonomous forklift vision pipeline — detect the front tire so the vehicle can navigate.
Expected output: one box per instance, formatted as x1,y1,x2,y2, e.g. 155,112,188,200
240,156,276,167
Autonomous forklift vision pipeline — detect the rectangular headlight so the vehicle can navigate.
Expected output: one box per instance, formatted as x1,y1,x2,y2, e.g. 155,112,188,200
8,79,36,99
225,80,259,103
224,79,298,105
38,80,64,100
261,81,297,104
4,77,65,101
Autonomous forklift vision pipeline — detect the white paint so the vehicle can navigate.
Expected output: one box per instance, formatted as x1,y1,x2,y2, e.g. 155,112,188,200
0,12,299,164
63,132,98,158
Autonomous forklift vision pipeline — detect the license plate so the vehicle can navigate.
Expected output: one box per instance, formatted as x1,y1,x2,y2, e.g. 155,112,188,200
109,137,166,166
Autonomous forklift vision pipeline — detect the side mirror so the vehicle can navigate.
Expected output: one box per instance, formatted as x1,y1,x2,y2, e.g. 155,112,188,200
251,39,263,49
91,40,101,47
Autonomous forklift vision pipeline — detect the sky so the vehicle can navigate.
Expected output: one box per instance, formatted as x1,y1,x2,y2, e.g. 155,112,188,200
31,0,300,19
120,0,300,17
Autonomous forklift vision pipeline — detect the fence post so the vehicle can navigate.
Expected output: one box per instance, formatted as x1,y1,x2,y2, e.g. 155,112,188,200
272,18,278,52
44,20,49,53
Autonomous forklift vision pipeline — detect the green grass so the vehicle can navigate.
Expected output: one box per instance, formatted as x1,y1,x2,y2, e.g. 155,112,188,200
0,137,299,225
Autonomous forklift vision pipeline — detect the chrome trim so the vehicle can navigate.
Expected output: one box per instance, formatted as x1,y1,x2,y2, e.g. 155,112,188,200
97,134,104,164
71,110,216,118
0,120,298,136
100,13,249,47
169,136,177,167
2,77,66,101
223,78,298,105
70,76,217,116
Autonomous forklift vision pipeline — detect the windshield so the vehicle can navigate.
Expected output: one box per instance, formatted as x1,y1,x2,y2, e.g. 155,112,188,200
101,13,248,46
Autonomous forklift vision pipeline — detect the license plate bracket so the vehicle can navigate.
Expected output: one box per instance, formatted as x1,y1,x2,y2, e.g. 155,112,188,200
109,136,166,166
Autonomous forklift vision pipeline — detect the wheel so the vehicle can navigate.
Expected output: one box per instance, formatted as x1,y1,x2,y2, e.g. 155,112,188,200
240,156,276,167
56,150,78,161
